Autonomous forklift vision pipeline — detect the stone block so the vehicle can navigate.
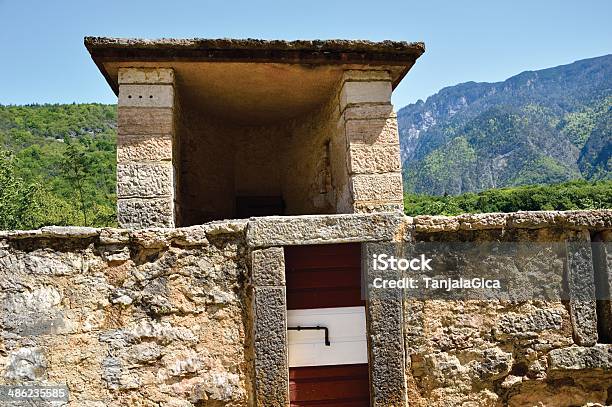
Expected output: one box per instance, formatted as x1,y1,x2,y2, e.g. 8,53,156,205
350,173,403,202
252,286,289,406
348,144,401,174
117,135,173,162
118,107,174,135
340,81,391,110
251,247,285,286
117,162,173,198
118,68,174,84
343,103,395,121
354,201,404,214
566,240,598,346
118,84,174,108
345,117,399,144
548,344,612,370
342,70,392,82
246,213,402,248
117,197,174,228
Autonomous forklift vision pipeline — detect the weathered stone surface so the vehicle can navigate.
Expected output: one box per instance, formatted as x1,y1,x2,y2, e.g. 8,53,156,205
117,135,172,162
118,107,174,135
117,197,174,228
118,67,174,84
86,37,426,64
412,215,461,232
350,173,403,201
246,213,402,247
340,81,391,109
343,103,395,121
548,345,612,370
251,247,285,286
364,243,407,406
354,201,404,214
556,210,612,231
4,347,47,381
348,143,401,174
496,309,563,338
342,69,392,82
0,228,248,405
509,210,612,230
567,239,598,346
118,84,174,108
116,162,173,198
407,210,612,233
252,287,289,406
345,117,399,144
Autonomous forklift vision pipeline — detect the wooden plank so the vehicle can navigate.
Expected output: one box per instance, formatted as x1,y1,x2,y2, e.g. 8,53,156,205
289,364,369,406
285,244,363,309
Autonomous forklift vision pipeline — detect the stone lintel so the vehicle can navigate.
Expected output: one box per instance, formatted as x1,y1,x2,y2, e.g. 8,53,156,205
246,213,403,248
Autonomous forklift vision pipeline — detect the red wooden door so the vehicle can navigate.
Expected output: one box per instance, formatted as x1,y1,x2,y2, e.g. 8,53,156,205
289,364,369,406
285,244,370,407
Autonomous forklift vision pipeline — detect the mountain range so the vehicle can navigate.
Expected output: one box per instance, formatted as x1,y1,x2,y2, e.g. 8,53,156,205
398,54,611,195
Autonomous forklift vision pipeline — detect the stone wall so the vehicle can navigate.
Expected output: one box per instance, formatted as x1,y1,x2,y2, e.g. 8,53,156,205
1,210,611,406
0,222,250,406
404,213,612,407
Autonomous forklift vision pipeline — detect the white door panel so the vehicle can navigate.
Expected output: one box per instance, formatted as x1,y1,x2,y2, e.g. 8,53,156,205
287,306,367,367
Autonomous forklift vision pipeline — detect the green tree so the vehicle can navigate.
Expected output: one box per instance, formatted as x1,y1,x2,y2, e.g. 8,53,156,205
0,150,47,229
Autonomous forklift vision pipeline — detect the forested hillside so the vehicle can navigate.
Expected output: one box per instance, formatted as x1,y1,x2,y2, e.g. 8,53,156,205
0,104,116,228
399,55,611,195
404,180,611,216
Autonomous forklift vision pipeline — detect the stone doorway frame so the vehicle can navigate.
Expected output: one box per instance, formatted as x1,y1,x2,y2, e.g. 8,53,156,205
246,213,407,406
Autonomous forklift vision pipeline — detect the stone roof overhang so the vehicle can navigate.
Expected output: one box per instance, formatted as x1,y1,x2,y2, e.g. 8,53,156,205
85,37,425,95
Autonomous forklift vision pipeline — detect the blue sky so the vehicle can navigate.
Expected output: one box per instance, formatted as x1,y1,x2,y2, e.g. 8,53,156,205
0,0,610,108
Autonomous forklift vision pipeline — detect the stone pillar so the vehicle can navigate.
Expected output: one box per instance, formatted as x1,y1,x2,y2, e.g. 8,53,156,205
566,235,598,346
250,247,290,406
339,70,403,213
116,68,176,228
363,242,408,407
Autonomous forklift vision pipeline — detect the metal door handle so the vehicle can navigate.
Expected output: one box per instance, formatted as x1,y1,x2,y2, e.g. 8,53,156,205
287,325,330,346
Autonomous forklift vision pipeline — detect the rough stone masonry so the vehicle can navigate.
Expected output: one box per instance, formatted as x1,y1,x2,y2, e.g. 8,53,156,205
0,211,611,406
